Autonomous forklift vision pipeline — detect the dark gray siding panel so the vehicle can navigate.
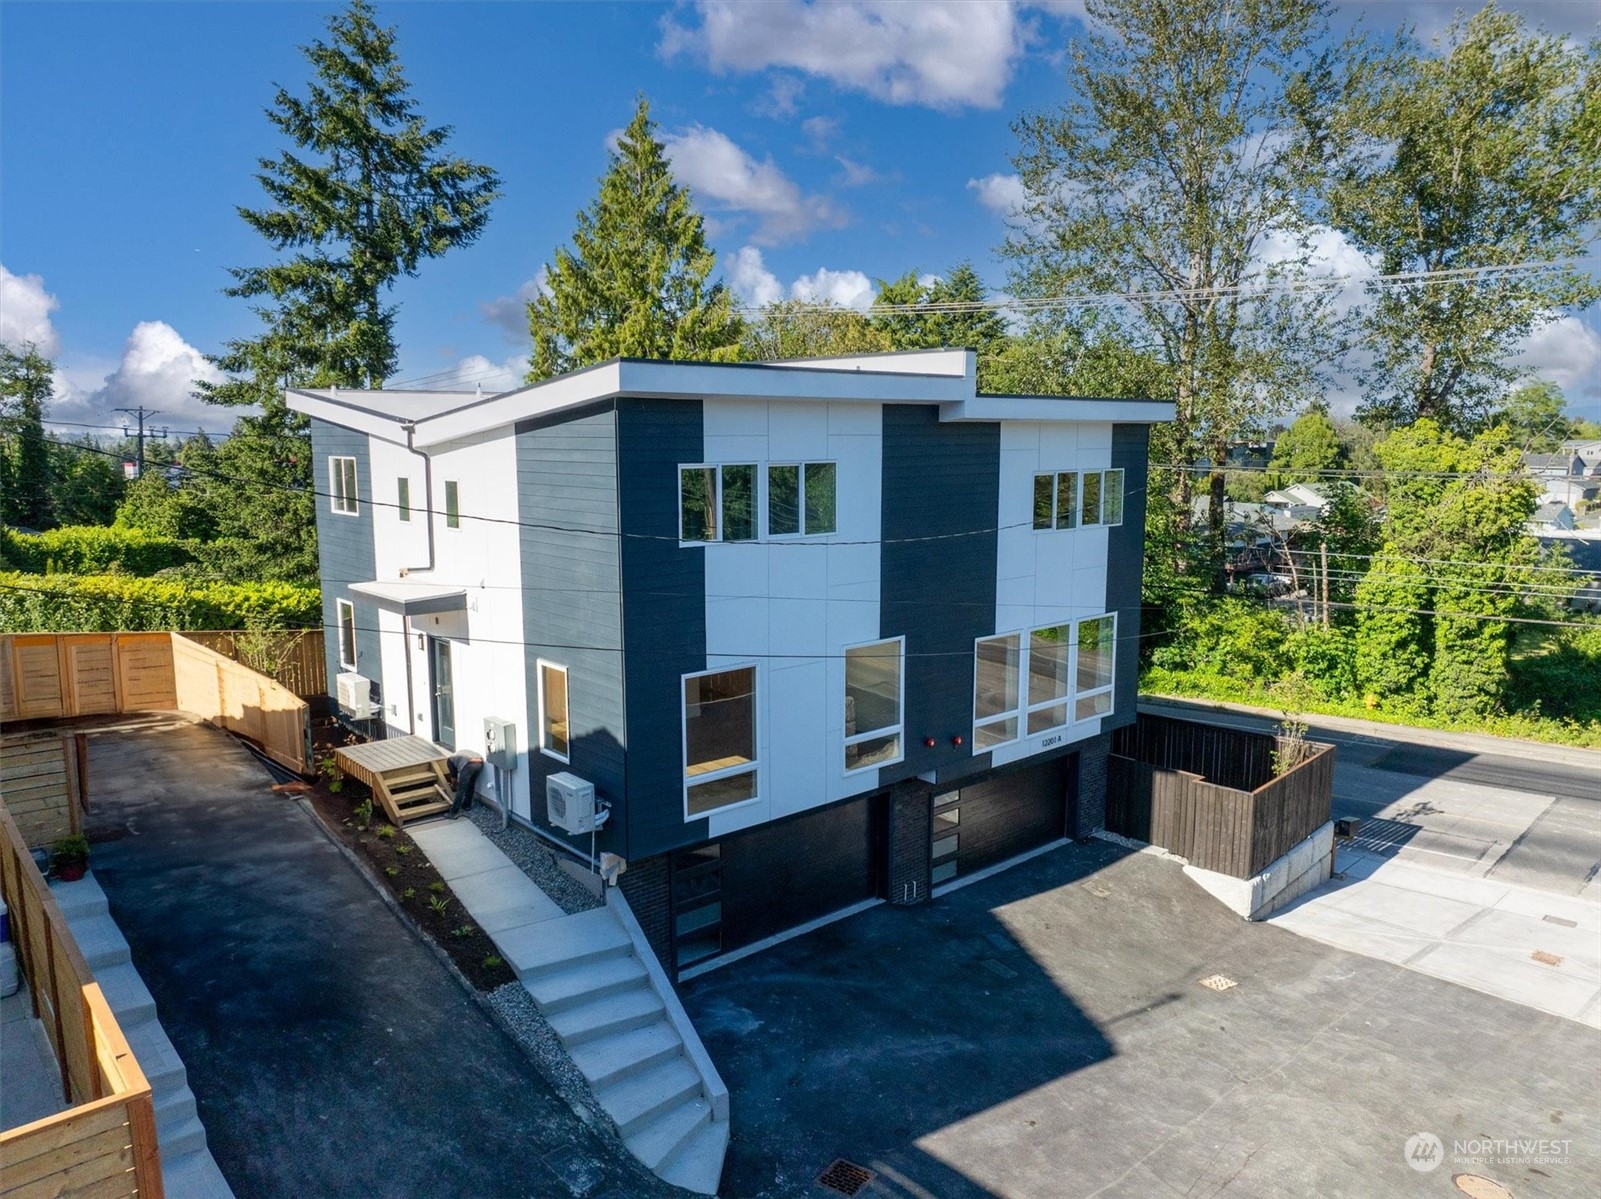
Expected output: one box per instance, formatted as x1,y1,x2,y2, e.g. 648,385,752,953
879,404,999,787
617,397,709,860
516,404,627,855
1105,424,1151,732
309,419,380,703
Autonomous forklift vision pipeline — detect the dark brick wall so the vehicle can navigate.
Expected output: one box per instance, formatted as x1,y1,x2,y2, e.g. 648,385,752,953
1075,732,1112,836
618,853,672,973
886,781,932,905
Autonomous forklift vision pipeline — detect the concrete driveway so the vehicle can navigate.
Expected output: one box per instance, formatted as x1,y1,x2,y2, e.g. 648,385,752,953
81,717,675,1199
681,841,1598,1199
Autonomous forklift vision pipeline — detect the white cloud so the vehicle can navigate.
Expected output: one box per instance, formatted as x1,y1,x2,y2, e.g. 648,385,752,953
834,157,881,188
1,264,62,356
729,246,876,310
45,321,227,434
481,269,550,340
422,354,530,394
967,172,1027,222
801,116,838,151
661,125,845,245
1517,315,1601,404
661,0,1027,110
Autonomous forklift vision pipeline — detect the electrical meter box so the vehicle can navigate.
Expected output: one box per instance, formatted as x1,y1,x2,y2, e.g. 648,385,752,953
483,717,517,769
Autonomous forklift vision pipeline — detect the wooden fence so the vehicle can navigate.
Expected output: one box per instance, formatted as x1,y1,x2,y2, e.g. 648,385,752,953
0,805,163,1199
0,632,311,776
178,630,325,699
0,733,88,850
1106,714,1335,879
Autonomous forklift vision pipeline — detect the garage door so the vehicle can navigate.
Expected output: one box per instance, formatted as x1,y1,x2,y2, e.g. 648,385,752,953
671,796,881,971
931,754,1074,886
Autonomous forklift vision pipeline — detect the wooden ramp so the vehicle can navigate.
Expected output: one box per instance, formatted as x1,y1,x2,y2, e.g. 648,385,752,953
334,736,453,826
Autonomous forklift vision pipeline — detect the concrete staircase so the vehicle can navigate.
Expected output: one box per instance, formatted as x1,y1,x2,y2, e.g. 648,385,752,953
504,903,729,1195
52,875,235,1199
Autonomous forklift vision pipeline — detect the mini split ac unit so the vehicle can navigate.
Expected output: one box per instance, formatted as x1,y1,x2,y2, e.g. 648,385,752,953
546,772,599,834
335,672,373,720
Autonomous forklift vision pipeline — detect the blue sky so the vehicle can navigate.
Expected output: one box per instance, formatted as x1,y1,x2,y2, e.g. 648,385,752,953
3,0,1599,436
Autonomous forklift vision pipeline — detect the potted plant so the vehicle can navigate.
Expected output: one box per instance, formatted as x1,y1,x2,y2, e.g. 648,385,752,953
52,834,90,882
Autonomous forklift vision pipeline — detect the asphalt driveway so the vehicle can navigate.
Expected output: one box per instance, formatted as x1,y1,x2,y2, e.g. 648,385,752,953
682,839,1599,1199
81,717,674,1199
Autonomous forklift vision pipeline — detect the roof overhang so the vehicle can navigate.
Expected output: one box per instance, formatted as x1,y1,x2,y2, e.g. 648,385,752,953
347,580,467,616
939,396,1177,424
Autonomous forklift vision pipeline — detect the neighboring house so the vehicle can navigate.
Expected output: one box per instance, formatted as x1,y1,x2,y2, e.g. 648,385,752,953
1558,440,1601,476
288,350,1173,976
1530,501,1577,533
1263,482,1331,512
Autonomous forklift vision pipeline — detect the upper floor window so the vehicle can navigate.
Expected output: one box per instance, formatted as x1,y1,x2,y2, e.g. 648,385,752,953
329,457,358,515
538,660,569,761
444,480,460,529
1033,468,1124,530
681,465,756,543
768,462,837,537
397,477,411,522
683,665,758,816
336,599,357,669
972,613,1118,750
1033,471,1078,530
844,638,903,772
974,633,1021,749
1075,614,1116,720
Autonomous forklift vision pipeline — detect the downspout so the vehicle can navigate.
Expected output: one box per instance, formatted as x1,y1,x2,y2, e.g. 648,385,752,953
401,422,438,737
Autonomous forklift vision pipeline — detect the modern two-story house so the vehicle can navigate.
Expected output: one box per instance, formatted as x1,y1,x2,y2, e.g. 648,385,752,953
289,350,1173,977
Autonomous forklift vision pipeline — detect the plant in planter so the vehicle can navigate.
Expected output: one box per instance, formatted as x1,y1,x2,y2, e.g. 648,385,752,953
52,834,90,882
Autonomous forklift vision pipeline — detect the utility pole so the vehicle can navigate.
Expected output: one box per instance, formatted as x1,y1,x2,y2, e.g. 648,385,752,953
113,406,161,477
1321,540,1330,630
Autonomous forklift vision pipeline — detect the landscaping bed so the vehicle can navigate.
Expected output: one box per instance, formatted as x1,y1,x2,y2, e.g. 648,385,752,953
300,716,516,992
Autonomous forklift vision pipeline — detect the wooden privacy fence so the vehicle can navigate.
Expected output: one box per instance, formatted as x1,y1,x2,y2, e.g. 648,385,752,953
1106,714,1335,879
0,632,311,776
0,805,163,1199
178,629,325,699
0,732,88,849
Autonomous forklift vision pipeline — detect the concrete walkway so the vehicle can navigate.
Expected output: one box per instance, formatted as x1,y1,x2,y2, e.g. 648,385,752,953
81,718,675,1199
1270,842,1601,1027
1,979,64,1131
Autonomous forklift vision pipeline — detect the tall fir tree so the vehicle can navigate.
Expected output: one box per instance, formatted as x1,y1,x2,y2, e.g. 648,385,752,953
527,97,742,380
871,264,1008,357
0,343,55,530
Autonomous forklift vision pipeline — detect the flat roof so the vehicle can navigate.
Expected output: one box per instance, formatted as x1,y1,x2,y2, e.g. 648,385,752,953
348,580,467,615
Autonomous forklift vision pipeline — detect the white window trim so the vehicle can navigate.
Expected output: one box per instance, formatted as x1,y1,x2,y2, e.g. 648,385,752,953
1072,612,1118,721
336,599,357,670
536,659,570,764
972,631,1023,750
1033,470,1080,532
329,456,358,516
680,460,838,543
1101,468,1126,528
1024,625,1071,736
443,479,460,530
397,476,412,523
843,635,906,774
766,460,839,540
680,662,760,819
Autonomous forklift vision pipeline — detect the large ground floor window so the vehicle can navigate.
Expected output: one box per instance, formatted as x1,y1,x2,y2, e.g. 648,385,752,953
683,665,758,816
973,613,1117,750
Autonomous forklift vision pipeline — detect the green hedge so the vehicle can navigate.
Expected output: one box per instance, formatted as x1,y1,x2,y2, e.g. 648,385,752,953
0,526,194,576
0,572,320,632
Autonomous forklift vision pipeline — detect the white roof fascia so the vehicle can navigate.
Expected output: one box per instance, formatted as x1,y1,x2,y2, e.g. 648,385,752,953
285,388,479,447
759,348,974,378
938,396,1176,424
410,358,975,447
348,579,467,614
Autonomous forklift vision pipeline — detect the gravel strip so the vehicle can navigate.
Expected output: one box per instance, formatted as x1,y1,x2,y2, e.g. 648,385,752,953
483,981,607,1123
466,806,603,916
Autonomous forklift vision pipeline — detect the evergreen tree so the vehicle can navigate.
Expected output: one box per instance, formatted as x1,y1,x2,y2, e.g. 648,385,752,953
208,0,499,397
872,264,1008,356
47,437,124,527
0,343,55,529
527,97,742,380
741,301,891,360
1331,5,1601,429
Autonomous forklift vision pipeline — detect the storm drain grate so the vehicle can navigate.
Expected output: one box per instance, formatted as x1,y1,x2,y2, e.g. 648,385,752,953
817,1159,876,1196
1198,974,1238,992
1532,950,1563,966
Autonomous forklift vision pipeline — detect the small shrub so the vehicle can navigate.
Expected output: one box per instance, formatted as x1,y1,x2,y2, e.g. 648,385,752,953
483,954,504,970
394,843,413,857
428,896,449,916
450,925,473,939
401,887,416,900
352,797,373,831
383,866,399,878
375,825,396,840
428,880,446,895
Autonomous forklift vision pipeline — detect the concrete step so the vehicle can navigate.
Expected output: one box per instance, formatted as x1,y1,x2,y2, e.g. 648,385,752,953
66,912,132,972
160,1149,236,1199
95,961,157,1028
158,1111,209,1160
548,983,664,1048
525,954,649,1014
155,1083,198,1136
501,907,632,982
657,1117,730,1196
49,873,109,921
594,1054,702,1136
124,1017,189,1096
624,1096,712,1171
568,1020,684,1090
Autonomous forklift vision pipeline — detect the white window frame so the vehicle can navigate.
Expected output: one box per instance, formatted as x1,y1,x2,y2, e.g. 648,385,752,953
1073,613,1118,722
536,659,570,763
679,464,758,544
681,663,760,818
443,479,460,530
397,476,411,523
972,632,1023,750
336,599,357,670
329,456,358,516
766,461,838,539
1024,624,1071,736
1080,469,1126,529
843,635,905,774
1032,470,1079,531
